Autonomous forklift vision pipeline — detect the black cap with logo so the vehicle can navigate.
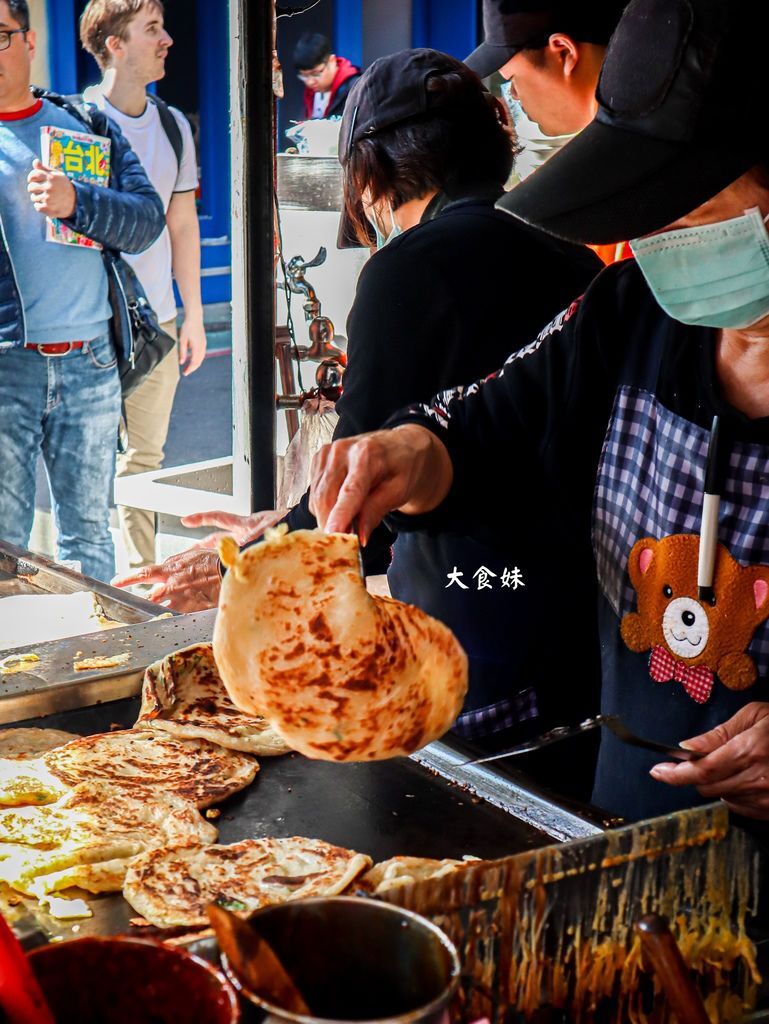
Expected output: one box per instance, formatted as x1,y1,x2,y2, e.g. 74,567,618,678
465,0,627,80
497,0,765,244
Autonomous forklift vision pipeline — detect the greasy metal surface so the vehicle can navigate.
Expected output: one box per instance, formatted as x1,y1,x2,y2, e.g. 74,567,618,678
0,609,217,724
383,804,758,1023
3,693,581,946
413,742,603,843
276,155,343,211
0,539,166,622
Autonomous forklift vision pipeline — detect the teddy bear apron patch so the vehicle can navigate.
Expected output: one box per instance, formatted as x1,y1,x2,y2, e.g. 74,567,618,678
593,387,769,703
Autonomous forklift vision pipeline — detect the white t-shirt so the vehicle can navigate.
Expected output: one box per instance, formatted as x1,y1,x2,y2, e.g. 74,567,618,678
312,91,329,118
83,88,199,322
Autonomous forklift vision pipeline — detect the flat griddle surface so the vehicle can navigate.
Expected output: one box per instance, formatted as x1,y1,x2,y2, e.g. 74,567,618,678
6,697,553,942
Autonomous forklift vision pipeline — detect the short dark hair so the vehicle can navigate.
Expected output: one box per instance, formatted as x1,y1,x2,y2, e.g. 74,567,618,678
293,32,331,71
343,66,516,246
521,6,622,51
6,1,30,29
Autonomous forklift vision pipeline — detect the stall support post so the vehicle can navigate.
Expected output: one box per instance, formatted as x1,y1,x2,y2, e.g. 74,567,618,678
229,0,277,512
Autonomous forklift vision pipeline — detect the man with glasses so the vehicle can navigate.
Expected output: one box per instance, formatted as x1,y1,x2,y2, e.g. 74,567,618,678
0,0,164,580
294,32,361,120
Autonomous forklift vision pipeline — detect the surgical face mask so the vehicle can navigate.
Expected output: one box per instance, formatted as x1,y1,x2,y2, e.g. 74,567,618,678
630,207,769,330
367,203,403,249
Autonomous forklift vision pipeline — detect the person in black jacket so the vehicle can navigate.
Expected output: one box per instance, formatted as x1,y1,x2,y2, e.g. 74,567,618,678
307,1,769,823
117,51,602,790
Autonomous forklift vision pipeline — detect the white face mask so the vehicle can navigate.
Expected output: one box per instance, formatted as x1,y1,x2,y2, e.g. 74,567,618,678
366,202,403,249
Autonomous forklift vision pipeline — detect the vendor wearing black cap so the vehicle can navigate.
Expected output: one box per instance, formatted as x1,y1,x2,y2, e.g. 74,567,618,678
310,0,769,823
466,1,629,264
465,1,626,137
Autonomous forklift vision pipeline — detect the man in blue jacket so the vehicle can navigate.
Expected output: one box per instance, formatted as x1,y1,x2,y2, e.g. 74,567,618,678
0,0,164,581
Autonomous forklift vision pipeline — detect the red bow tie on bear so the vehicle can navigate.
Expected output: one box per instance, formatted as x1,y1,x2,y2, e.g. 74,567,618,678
648,646,714,704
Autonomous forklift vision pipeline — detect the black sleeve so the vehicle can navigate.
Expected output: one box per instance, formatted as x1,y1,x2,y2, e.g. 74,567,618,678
385,264,628,537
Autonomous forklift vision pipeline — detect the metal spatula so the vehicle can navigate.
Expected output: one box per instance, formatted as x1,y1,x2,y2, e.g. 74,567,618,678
460,714,705,767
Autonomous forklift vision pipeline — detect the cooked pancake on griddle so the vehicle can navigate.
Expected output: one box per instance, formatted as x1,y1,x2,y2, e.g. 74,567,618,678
213,528,468,762
123,836,372,927
135,643,291,755
358,855,479,894
0,781,218,896
0,757,67,807
43,730,258,809
0,728,79,759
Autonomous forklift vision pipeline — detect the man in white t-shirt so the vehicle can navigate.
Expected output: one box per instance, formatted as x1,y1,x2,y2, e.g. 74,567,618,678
80,0,206,569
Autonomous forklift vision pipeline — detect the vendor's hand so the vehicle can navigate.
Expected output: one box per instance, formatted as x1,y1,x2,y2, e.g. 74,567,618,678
308,424,453,545
181,509,288,550
178,313,207,376
112,549,221,612
650,702,769,819
27,160,76,218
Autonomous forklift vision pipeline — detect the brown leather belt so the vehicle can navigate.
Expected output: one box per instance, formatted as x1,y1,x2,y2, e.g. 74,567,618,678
24,342,85,356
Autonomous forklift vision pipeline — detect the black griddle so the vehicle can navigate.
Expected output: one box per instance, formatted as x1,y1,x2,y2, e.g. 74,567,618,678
4,694,601,944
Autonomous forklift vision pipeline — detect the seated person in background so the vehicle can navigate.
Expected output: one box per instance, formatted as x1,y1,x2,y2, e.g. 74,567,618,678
307,0,769,824
115,50,603,797
294,32,361,120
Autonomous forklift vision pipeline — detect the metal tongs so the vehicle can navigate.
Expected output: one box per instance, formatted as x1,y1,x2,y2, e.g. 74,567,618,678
460,714,705,767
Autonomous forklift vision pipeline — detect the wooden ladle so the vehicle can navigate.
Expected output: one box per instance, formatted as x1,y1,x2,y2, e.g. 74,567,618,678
636,913,710,1024
206,904,311,1015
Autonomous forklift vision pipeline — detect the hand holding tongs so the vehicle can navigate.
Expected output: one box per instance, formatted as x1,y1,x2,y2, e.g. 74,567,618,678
460,715,705,767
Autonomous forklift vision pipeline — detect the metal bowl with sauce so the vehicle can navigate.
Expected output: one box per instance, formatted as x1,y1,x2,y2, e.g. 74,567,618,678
28,935,240,1024
222,897,460,1024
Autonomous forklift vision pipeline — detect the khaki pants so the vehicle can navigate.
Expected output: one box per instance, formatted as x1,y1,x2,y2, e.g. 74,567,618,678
116,318,180,569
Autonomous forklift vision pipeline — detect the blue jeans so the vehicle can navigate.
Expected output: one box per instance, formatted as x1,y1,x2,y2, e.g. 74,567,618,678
0,332,121,582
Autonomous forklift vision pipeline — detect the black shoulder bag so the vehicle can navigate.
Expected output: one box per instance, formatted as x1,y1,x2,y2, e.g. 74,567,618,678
103,251,176,397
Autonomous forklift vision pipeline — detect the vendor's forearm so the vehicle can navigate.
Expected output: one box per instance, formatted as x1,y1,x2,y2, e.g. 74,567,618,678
394,425,454,515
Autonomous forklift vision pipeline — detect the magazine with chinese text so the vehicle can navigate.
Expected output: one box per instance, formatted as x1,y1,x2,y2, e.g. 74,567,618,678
40,126,111,248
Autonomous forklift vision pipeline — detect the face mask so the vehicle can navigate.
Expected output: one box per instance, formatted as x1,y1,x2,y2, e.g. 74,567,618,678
630,207,769,330
367,203,403,249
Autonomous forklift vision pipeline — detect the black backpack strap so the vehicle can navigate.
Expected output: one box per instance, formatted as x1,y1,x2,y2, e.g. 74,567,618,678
148,94,184,172
33,87,99,133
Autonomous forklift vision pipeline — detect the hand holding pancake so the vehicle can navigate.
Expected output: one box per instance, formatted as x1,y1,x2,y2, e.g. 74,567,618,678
308,425,454,543
650,701,769,818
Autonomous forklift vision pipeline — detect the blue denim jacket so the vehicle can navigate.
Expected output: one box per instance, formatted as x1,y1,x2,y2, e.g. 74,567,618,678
0,88,165,350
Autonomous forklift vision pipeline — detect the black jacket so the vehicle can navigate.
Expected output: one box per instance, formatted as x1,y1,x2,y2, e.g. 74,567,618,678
279,188,602,728
389,259,769,821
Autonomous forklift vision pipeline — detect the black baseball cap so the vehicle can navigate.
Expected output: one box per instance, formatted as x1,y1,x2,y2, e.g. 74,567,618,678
337,49,488,247
497,0,766,245
465,0,627,81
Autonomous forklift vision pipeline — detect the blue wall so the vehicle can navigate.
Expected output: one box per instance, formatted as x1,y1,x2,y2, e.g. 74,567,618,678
411,0,478,57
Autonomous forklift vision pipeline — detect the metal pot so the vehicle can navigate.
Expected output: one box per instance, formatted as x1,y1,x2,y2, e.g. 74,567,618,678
221,896,460,1024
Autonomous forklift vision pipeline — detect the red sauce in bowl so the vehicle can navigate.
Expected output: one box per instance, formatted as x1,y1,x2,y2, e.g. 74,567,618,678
28,937,239,1024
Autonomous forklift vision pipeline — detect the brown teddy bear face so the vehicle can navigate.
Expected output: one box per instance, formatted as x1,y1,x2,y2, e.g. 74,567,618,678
620,533,769,700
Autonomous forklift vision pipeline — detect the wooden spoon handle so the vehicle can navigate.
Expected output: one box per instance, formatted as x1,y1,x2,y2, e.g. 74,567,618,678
636,914,710,1024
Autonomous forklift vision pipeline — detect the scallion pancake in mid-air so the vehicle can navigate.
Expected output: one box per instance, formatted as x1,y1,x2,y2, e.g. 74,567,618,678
43,730,258,809
135,643,291,755
123,836,372,927
213,528,468,761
